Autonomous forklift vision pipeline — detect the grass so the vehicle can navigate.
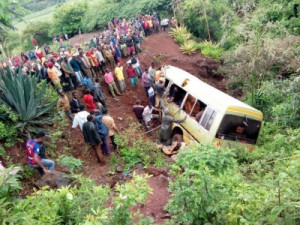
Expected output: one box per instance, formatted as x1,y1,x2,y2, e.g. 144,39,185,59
13,6,56,32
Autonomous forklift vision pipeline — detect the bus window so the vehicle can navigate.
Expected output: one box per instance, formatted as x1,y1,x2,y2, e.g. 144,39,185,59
183,95,198,115
164,78,170,88
168,84,186,107
200,107,216,131
216,115,261,144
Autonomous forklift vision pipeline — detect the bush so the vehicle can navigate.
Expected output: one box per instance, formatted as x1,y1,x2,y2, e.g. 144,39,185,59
0,68,58,136
57,155,82,173
169,26,192,44
1,173,153,224
21,21,53,51
115,120,166,172
81,0,172,32
52,2,87,35
180,40,197,55
198,41,224,60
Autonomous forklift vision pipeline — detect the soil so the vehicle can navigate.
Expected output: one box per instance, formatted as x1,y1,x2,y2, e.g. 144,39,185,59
1,31,225,224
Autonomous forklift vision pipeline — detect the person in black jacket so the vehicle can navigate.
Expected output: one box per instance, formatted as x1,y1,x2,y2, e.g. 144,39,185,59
82,115,104,164
69,92,81,113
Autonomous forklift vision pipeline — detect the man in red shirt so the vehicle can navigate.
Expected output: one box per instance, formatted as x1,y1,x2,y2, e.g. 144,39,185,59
83,89,96,111
126,63,137,87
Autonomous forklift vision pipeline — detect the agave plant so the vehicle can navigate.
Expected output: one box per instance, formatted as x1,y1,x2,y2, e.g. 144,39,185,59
0,67,58,136
180,40,198,55
169,26,192,44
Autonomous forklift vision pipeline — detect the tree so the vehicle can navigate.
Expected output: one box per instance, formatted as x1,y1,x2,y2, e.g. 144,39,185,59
52,2,87,35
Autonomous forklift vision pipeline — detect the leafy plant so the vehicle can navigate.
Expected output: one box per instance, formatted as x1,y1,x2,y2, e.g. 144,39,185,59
0,166,22,201
57,155,82,173
115,119,167,172
53,2,87,35
21,21,53,51
169,26,192,44
0,68,58,136
180,40,197,55
198,41,224,60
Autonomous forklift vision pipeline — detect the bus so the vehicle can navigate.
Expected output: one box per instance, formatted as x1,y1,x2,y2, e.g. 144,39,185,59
160,65,263,151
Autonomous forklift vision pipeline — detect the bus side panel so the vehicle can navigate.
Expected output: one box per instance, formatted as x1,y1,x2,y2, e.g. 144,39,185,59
166,100,211,144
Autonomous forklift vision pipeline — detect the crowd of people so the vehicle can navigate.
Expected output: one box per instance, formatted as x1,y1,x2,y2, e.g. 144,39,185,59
12,13,183,175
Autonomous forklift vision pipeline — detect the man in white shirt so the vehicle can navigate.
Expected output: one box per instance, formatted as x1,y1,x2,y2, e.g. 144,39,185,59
72,105,90,131
142,102,160,130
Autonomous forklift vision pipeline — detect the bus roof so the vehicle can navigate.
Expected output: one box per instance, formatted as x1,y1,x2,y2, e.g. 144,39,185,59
163,65,263,120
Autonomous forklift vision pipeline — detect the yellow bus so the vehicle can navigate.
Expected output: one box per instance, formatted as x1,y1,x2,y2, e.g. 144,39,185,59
160,65,263,151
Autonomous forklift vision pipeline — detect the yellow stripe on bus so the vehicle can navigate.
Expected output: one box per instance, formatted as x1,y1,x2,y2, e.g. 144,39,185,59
227,107,263,120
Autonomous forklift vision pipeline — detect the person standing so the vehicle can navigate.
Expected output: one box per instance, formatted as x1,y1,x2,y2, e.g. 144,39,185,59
127,55,142,79
159,109,187,145
82,115,104,164
57,90,73,122
133,100,145,125
26,132,55,175
125,33,135,56
92,111,110,155
104,69,122,98
114,62,126,93
78,50,93,77
93,78,107,111
95,46,106,74
102,109,119,150
72,105,89,131
61,55,75,90
142,102,160,130
82,74,95,92
148,62,156,87
83,89,96,111
47,61,62,90
142,68,151,96
70,52,83,86
126,64,137,87
70,91,81,113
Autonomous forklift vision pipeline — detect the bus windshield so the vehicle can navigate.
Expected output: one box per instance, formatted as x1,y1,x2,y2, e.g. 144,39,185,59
215,115,261,144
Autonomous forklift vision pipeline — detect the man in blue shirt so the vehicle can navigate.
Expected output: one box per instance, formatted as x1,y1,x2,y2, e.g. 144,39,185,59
25,132,55,175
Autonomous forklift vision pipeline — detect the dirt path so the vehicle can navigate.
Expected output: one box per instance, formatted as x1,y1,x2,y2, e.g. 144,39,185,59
4,31,225,224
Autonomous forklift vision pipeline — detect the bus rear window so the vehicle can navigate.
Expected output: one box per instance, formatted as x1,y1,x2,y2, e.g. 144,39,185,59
216,115,261,144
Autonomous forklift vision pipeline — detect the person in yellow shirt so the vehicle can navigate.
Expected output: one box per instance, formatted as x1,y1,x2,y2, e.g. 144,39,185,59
47,61,61,90
171,17,177,28
114,62,126,93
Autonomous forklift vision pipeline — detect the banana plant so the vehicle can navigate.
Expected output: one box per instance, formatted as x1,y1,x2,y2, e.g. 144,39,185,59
0,66,58,136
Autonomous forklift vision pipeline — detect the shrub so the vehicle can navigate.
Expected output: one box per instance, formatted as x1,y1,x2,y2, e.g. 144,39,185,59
198,41,224,60
57,155,82,173
81,0,172,32
169,26,192,44
52,2,87,35
180,40,197,55
0,68,58,136
115,120,166,172
21,21,53,51
2,173,152,224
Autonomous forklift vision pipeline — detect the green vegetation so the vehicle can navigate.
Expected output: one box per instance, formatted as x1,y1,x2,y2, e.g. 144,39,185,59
113,121,166,172
0,0,300,224
0,170,153,224
53,2,87,35
57,155,83,173
0,68,58,138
